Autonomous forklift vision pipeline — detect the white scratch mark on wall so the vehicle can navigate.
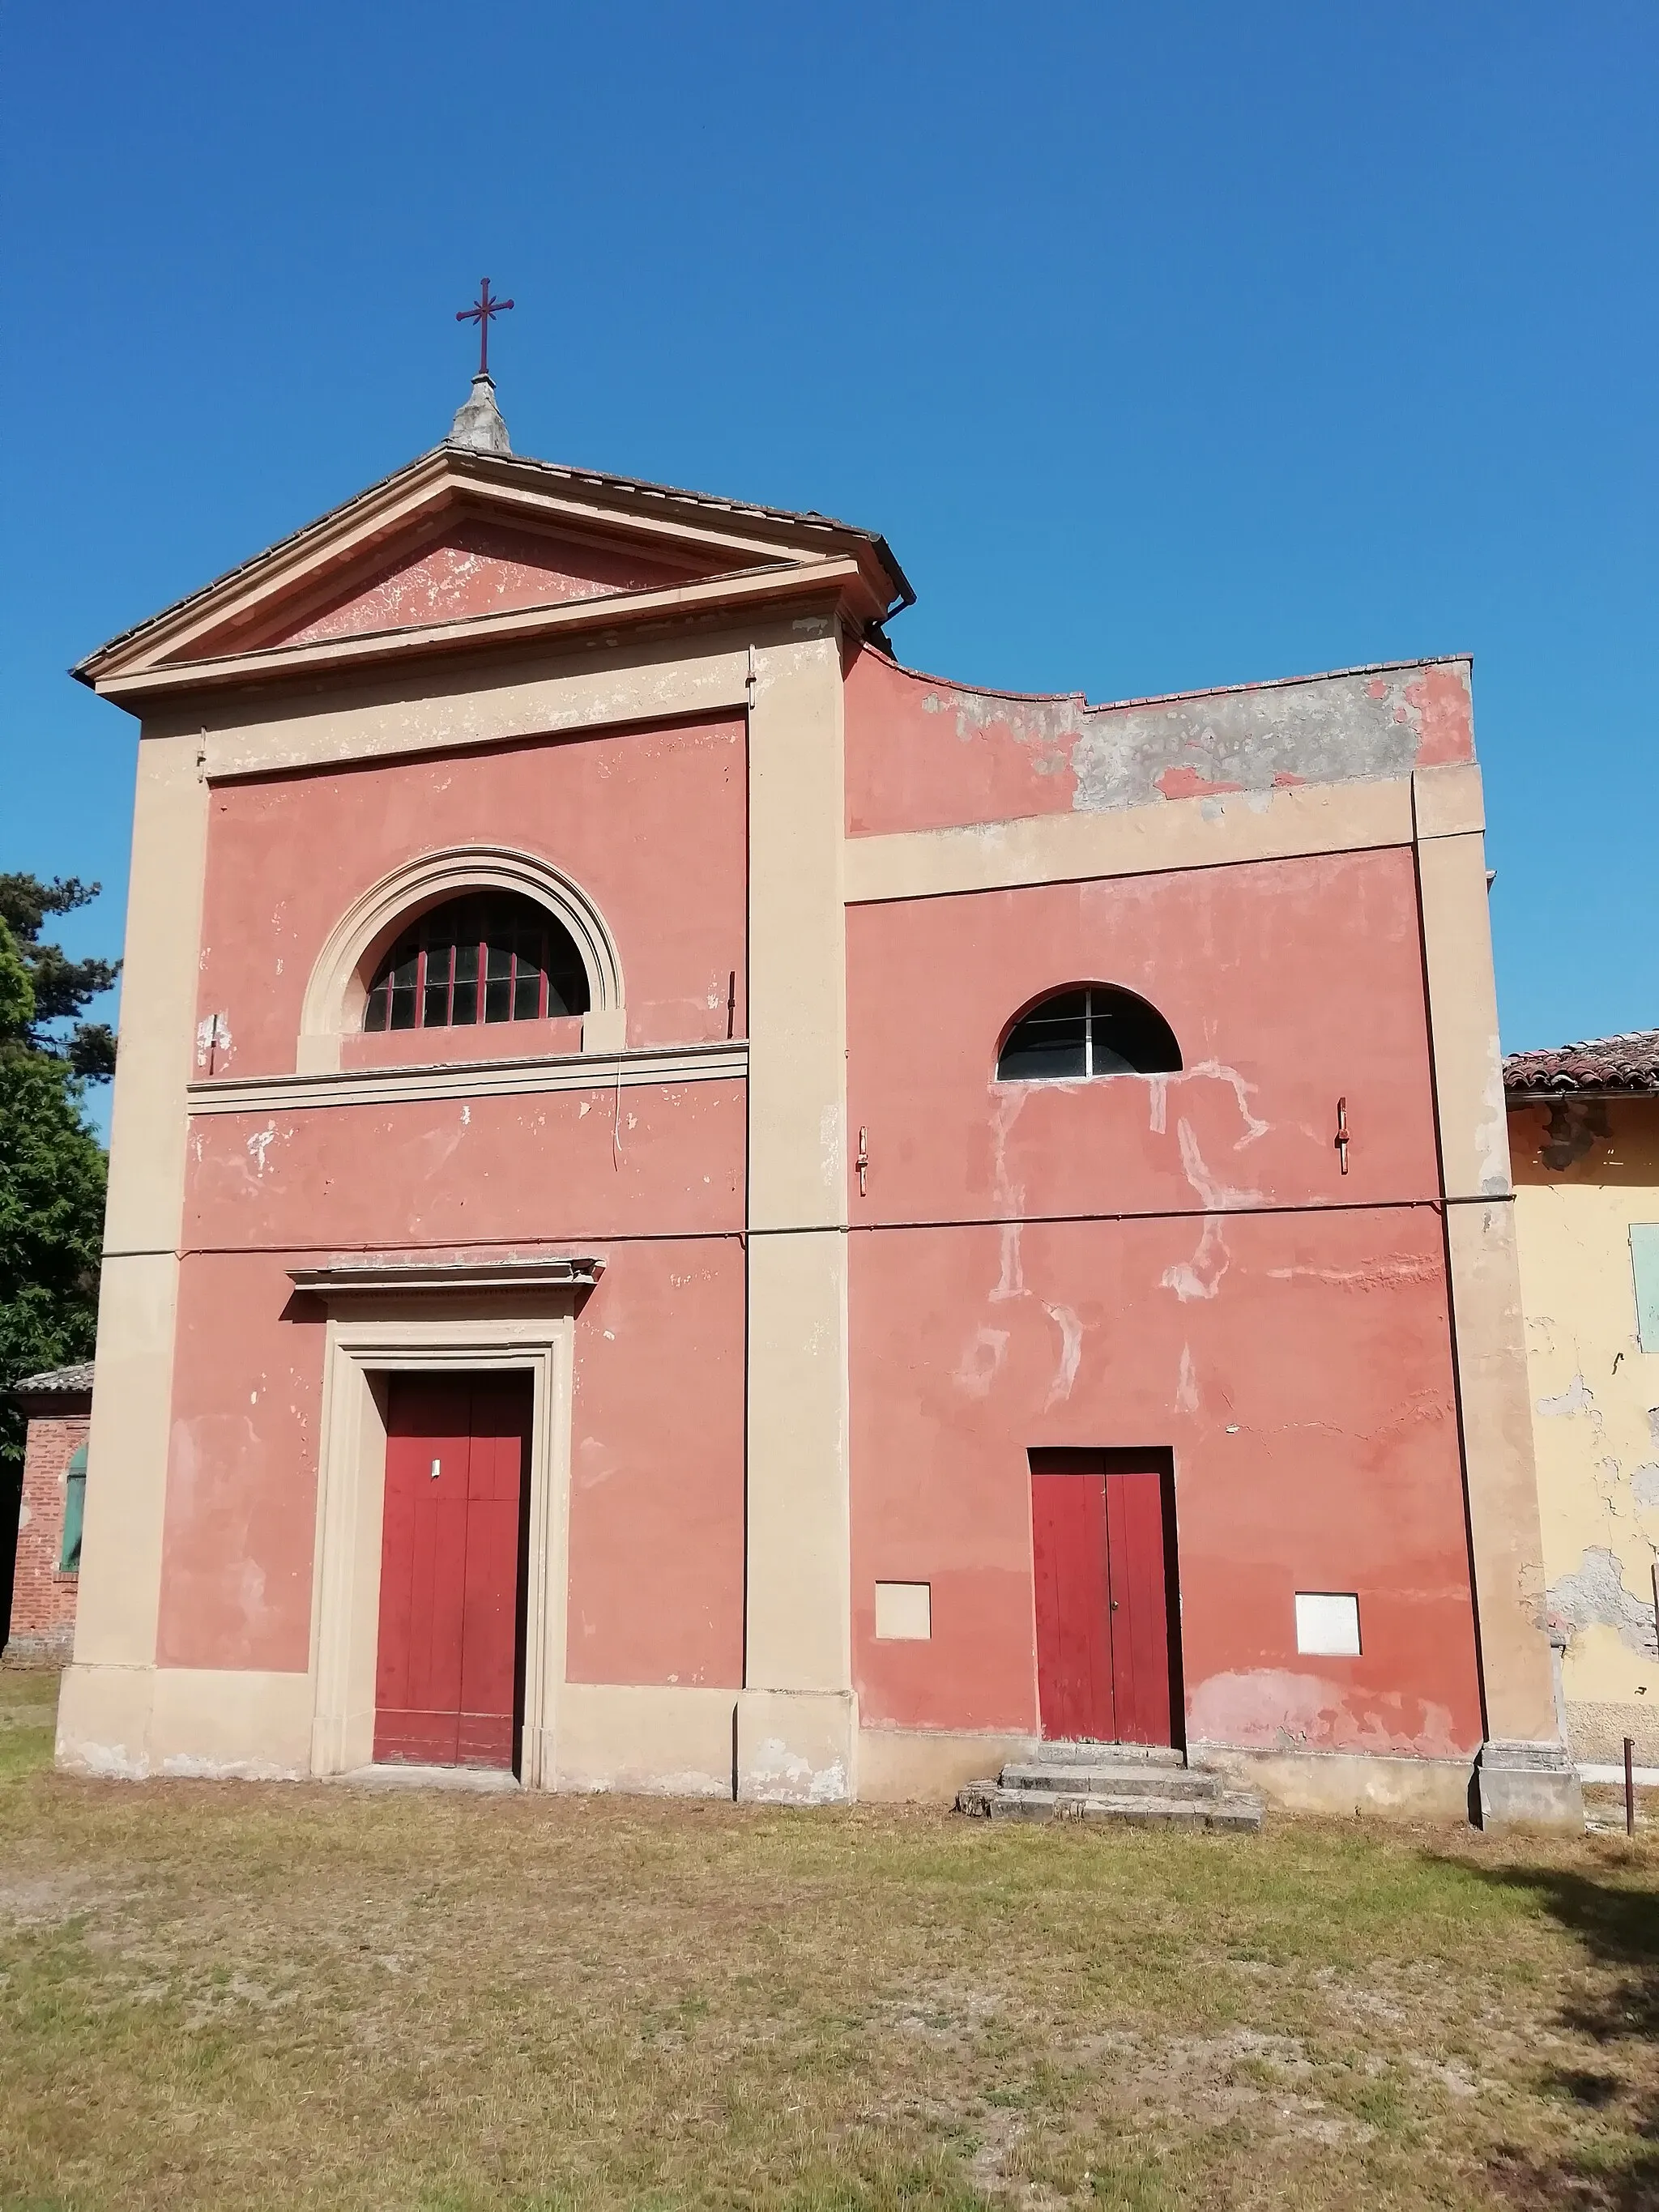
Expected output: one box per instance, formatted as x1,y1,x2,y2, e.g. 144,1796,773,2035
245,1123,276,1176
1177,1345,1199,1413
1175,1119,1262,1209
1188,1060,1269,1148
1162,1216,1230,1303
1041,1303,1083,1409
990,1223,1025,1303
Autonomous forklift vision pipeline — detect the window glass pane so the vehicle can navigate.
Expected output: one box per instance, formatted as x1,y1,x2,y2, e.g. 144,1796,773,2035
391,947,419,991
454,940,479,985
485,940,513,980
422,941,453,1028
999,991,1088,1080
999,1030,1088,1080
484,976,512,1022
1090,991,1182,1076
364,978,390,1030
450,977,479,1025
514,960,544,1021
389,982,418,1030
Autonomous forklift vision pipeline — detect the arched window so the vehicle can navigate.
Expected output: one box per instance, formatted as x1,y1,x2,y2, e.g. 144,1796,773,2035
363,893,591,1033
996,986,1181,1082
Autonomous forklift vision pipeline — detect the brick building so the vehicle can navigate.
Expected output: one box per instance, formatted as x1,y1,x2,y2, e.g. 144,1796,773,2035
6,1363,93,1661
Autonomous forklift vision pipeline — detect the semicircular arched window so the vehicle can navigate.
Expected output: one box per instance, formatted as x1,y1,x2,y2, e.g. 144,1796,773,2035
996,986,1181,1082
363,893,591,1032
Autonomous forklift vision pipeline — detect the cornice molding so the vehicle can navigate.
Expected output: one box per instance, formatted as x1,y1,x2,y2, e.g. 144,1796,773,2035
91,559,867,703
186,1038,748,1116
288,1255,605,1297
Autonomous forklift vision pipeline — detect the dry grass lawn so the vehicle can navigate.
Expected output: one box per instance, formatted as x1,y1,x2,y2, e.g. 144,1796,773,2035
2,1666,1657,2210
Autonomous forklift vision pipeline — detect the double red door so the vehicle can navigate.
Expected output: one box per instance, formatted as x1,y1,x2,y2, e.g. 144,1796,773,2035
374,1373,532,1770
1030,1450,1179,1746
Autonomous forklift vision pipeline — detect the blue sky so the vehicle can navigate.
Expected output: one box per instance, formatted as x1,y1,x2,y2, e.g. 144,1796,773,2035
4,2,1654,1136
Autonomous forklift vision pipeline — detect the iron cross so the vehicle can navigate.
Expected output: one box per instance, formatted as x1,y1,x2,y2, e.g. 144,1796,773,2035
456,278,514,377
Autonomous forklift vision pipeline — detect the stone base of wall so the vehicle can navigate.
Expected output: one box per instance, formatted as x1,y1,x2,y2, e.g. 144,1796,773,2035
2,1627,74,1665
1566,1699,1659,1768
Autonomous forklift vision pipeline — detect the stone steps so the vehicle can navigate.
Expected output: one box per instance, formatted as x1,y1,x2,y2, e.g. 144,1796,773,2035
956,1741,1264,1833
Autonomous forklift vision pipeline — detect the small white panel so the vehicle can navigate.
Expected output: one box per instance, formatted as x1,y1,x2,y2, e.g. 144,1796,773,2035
1295,1592,1361,1656
875,1581,932,1640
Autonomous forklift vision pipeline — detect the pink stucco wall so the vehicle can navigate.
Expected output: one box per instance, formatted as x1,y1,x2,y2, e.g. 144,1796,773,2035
194,714,747,1081
844,843,1482,1758
160,715,749,1687
158,1236,745,1686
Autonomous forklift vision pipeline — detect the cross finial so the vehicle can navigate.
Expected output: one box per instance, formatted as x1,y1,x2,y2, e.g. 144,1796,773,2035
456,277,514,378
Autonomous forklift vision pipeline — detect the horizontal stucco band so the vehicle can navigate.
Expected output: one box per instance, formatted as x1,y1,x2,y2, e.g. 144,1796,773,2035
186,1039,748,1116
842,777,1418,905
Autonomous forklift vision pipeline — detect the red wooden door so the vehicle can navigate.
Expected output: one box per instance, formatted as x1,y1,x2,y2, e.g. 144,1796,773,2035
1031,1464,1115,1739
1104,1468,1175,1746
1030,1452,1177,1745
374,1373,531,1769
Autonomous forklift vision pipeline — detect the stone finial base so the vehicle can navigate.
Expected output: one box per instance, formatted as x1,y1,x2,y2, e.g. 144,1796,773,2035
1474,1740,1584,1831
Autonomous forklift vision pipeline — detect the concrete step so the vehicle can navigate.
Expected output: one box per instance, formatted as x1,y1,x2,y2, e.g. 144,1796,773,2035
1033,1740,1185,1768
957,1780,1264,1833
998,1760,1222,1801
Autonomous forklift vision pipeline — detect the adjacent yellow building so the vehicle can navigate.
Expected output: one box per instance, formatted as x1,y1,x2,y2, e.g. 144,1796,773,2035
1508,1032,1659,1768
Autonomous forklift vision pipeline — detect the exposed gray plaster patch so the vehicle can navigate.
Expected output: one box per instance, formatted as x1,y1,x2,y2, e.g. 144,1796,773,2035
1068,667,1448,812
1632,1465,1659,1511
1548,1546,1658,1655
1537,1373,1596,1420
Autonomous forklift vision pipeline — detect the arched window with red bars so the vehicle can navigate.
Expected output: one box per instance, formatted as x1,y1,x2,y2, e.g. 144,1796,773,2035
363,894,591,1033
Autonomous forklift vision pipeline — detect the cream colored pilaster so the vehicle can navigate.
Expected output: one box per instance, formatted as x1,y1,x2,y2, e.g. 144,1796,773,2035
58,731,207,1777
1414,766,1580,1826
740,620,856,1802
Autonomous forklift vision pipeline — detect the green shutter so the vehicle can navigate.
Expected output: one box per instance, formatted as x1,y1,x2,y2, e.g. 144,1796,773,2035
58,1446,87,1573
1632,1225,1659,1353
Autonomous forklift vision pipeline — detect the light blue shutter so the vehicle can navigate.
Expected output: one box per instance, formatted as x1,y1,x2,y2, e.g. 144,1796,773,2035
1631,1225,1659,1353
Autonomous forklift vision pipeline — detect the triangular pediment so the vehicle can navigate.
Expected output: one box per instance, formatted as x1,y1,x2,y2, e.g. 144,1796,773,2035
77,445,913,702
201,514,715,658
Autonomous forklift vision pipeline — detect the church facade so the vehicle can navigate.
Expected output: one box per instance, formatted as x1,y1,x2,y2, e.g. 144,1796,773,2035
58,374,1578,1823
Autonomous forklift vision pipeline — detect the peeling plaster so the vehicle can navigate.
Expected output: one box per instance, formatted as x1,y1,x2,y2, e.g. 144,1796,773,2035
744,1738,850,1805
1547,1546,1659,1656
1539,1097,1612,1174
1537,1373,1598,1422
955,1328,1009,1397
1188,1668,1463,1758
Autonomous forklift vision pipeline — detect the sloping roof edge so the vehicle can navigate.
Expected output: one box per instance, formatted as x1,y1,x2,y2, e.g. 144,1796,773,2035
74,445,915,684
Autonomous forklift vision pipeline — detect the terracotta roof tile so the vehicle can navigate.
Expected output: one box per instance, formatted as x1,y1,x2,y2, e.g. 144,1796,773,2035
1503,1030,1659,1096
